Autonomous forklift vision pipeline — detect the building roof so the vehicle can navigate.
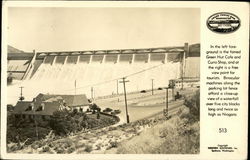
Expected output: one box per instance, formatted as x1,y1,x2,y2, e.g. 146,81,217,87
13,93,89,116
36,93,89,107
13,101,32,114
13,100,61,116
61,94,89,107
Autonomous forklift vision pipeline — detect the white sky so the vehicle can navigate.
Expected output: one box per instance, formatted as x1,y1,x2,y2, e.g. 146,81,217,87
8,8,200,52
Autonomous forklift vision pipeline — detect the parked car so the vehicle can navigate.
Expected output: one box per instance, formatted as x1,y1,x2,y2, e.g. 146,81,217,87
103,107,113,112
114,109,121,114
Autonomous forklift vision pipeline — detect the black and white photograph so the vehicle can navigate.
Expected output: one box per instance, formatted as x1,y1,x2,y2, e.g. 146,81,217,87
6,7,200,154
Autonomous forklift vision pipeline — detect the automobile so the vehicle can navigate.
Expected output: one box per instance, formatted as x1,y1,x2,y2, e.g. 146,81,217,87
158,87,163,90
140,90,146,93
114,109,121,114
103,107,113,112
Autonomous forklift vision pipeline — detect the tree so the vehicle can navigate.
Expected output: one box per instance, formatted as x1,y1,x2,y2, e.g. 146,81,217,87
49,110,89,135
89,103,101,113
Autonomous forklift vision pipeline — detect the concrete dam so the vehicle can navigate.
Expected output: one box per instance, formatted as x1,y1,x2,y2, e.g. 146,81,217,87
7,43,200,103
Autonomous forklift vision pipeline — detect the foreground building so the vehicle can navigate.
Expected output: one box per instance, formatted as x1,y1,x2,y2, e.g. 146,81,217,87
13,93,89,120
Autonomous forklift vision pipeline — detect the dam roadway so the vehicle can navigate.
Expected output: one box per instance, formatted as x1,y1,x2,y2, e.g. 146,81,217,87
95,88,198,123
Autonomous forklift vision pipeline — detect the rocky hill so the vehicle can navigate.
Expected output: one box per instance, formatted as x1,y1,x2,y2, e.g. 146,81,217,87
8,45,24,53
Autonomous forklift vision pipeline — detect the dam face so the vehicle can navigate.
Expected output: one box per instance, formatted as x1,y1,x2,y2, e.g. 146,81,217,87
7,43,200,103
29,53,180,97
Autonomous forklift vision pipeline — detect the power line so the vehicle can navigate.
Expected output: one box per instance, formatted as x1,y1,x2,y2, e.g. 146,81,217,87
56,63,165,92
9,63,165,98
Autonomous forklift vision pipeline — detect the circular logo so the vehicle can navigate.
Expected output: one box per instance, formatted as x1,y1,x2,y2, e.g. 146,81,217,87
207,12,240,34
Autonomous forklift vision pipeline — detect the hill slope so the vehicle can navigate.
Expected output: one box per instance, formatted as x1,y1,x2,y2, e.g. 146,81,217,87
8,45,24,53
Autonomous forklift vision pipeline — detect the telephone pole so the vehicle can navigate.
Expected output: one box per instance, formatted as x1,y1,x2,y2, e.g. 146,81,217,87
151,79,154,95
182,43,189,90
19,86,24,101
74,80,76,95
119,77,130,123
117,79,119,95
91,87,94,100
165,87,169,117
169,80,175,100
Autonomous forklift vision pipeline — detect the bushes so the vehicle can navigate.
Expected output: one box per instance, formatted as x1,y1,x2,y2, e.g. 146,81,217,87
117,116,199,154
89,103,101,112
49,110,88,136
116,91,200,154
7,115,51,145
86,116,116,129
183,90,200,123
49,110,118,136
84,145,93,152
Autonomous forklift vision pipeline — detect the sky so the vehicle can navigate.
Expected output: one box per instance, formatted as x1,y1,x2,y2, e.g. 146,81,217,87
8,8,200,52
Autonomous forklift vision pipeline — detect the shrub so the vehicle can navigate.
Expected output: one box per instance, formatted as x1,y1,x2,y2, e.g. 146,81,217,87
89,103,100,112
117,116,199,154
42,145,50,152
84,145,93,152
110,141,118,148
67,147,75,153
49,110,88,136
183,90,200,123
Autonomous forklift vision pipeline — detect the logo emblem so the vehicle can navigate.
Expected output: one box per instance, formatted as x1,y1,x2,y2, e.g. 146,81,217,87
207,12,240,33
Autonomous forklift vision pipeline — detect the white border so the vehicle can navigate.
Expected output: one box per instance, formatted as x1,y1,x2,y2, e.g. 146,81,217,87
1,1,249,160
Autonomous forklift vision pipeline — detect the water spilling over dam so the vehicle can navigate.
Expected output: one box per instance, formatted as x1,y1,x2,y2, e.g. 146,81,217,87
7,43,200,104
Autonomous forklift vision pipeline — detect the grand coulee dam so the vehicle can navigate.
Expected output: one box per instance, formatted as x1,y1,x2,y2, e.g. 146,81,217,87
7,43,200,107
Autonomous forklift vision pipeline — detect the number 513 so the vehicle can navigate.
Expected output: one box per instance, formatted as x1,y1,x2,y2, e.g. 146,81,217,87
219,128,227,133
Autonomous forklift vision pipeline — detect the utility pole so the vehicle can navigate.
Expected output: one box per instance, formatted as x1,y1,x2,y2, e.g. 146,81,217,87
74,80,76,95
151,79,154,95
181,56,184,90
165,87,169,118
172,87,175,101
34,108,39,140
19,86,24,101
117,79,119,95
91,87,94,100
120,77,130,123
182,43,189,90
169,80,175,101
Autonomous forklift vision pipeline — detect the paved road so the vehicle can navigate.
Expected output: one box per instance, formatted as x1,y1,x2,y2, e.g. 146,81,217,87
96,88,197,123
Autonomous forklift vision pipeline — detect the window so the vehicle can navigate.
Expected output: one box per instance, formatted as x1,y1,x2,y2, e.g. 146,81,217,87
73,108,78,113
36,106,42,111
25,104,34,111
80,108,83,112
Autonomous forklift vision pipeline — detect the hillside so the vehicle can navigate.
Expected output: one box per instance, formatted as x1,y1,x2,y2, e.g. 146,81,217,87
8,45,24,53
8,90,200,154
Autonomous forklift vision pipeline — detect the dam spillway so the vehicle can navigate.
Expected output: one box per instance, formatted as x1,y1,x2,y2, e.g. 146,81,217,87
7,43,200,103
